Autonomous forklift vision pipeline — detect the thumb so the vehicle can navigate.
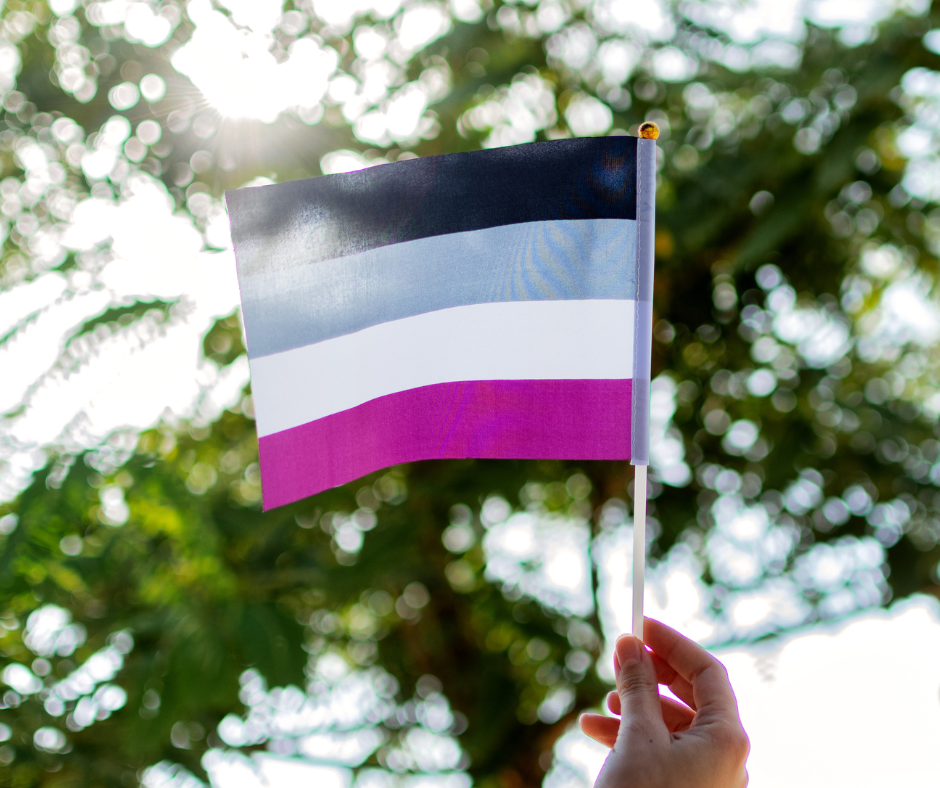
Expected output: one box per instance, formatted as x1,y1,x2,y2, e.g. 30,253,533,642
615,635,665,736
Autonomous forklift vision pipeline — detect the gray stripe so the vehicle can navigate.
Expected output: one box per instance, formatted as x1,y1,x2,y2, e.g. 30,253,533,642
631,139,657,466
241,219,637,359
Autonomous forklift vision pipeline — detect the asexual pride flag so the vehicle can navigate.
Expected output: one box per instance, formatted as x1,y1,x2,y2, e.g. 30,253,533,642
226,135,657,510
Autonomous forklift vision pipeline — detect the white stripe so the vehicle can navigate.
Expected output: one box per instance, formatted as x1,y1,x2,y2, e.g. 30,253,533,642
251,299,636,437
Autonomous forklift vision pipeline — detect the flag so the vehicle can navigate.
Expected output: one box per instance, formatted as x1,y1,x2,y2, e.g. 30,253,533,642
226,135,657,510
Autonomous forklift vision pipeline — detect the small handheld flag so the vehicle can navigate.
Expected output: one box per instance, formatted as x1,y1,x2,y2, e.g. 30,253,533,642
227,131,657,635
226,135,658,509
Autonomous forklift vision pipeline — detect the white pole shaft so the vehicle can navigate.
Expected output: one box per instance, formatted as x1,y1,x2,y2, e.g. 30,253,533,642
632,464,647,641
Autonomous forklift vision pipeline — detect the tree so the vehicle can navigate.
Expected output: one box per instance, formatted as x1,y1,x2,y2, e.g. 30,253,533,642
1,0,939,785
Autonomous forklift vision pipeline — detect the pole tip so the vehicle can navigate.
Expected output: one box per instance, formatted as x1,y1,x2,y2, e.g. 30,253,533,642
638,121,660,140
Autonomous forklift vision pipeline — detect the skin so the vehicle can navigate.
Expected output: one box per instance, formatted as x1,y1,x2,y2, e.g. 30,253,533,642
579,617,750,788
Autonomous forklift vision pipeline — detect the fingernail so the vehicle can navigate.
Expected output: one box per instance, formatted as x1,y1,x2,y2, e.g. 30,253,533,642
615,635,642,664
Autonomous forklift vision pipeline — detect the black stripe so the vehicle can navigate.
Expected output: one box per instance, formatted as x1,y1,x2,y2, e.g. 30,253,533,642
226,136,638,275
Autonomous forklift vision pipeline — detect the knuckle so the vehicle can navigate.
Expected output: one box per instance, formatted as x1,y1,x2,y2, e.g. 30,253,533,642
690,659,727,687
711,659,731,682
721,725,750,760
618,669,656,697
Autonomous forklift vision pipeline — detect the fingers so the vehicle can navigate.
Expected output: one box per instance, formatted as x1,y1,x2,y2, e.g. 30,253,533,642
660,695,695,732
612,628,697,711
607,690,619,714
650,651,696,710
579,712,619,748
618,649,697,711
643,617,740,723
607,690,694,733
613,635,668,737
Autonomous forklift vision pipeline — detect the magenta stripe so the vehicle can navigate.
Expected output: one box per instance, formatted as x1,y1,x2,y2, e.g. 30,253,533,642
258,379,632,509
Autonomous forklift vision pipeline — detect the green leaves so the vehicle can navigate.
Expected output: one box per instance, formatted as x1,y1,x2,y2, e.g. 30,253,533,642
2,0,940,785
201,313,244,369
65,299,178,354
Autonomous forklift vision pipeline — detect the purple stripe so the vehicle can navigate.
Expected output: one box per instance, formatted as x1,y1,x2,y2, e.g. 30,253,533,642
258,379,632,510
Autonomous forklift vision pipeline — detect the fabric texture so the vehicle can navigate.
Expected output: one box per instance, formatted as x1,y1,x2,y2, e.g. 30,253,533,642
258,379,632,510
238,219,637,358
226,135,649,509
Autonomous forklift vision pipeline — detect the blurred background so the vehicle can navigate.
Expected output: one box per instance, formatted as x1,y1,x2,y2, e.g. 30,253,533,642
1,0,940,786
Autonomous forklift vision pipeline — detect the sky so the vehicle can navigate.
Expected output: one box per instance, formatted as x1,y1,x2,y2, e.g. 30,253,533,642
1,0,940,785
548,595,940,788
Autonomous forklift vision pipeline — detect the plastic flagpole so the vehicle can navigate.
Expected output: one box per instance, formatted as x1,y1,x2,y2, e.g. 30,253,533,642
631,120,658,643
632,463,647,640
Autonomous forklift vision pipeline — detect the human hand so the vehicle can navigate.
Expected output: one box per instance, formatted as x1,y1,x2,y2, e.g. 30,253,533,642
579,617,749,788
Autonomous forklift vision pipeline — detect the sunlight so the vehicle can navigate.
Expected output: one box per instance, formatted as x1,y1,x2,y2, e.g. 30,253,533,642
170,0,452,125
172,0,338,123
1,171,242,482
2,0,939,784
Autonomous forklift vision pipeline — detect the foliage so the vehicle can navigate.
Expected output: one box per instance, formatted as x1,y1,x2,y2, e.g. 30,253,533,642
0,0,939,786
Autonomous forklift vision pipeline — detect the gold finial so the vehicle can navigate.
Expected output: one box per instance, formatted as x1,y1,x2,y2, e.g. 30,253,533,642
638,121,660,140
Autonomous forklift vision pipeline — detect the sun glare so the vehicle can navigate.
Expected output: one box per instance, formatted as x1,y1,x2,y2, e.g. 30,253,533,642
172,0,338,123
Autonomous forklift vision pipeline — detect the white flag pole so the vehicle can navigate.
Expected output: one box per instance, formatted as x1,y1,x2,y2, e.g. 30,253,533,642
631,121,658,643
632,463,647,640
